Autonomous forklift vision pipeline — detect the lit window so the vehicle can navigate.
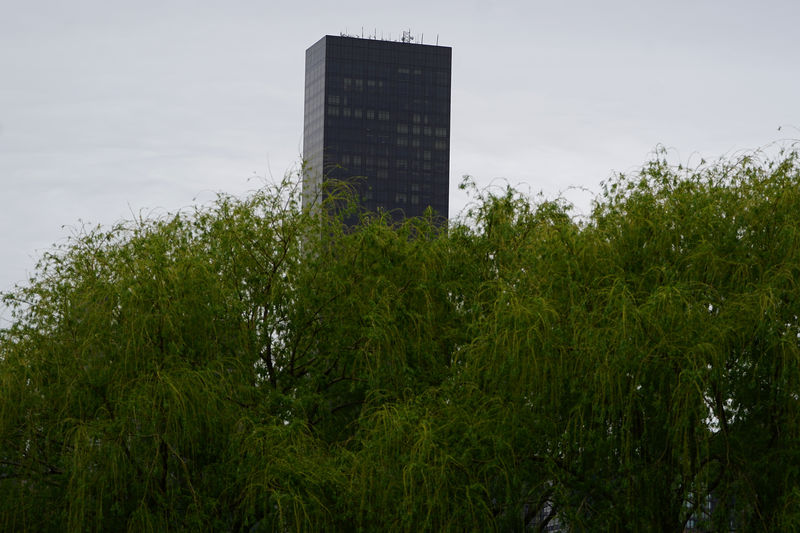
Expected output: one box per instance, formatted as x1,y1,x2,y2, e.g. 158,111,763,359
397,124,409,134
354,108,363,118
366,110,375,120
378,111,389,120
397,137,408,146
327,95,340,105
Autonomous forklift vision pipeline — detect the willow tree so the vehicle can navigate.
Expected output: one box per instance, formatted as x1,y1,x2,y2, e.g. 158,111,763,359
342,149,800,531
442,148,800,531
0,177,315,531
577,150,800,530
2,149,800,531
0,174,464,531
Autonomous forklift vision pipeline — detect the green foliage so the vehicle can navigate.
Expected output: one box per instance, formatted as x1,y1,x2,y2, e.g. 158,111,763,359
2,148,800,530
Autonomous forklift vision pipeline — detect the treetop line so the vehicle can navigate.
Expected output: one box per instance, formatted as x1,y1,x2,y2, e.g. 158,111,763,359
2,147,800,530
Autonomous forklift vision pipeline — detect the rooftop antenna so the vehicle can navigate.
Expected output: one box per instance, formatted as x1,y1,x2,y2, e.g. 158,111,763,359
436,34,439,45
401,29,414,43
421,33,424,44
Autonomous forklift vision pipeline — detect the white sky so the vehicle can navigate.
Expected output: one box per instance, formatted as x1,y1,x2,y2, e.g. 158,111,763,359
2,0,799,305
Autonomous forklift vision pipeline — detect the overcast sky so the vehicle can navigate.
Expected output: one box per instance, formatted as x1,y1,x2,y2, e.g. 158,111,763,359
2,0,799,306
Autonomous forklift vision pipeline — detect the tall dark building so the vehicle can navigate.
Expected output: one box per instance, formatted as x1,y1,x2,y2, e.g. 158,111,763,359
303,34,452,222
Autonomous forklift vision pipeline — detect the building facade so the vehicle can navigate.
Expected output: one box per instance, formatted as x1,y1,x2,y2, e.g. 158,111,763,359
303,35,452,222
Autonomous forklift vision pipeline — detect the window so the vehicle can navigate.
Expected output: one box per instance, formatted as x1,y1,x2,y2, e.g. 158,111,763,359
354,108,363,118
378,110,389,121
397,124,409,134
327,95,340,105
366,109,375,120
435,127,447,137
435,140,447,150
397,137,408,147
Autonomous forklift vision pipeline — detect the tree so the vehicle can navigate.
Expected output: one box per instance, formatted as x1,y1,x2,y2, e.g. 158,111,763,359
2,148,800,531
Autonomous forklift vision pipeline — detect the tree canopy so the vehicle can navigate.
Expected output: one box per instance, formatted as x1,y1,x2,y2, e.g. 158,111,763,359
2,148,800,531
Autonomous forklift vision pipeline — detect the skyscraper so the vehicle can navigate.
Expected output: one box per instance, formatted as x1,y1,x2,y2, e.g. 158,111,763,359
302,34,452,222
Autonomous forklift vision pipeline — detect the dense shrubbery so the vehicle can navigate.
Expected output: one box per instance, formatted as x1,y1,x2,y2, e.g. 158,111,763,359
2,148,800,531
